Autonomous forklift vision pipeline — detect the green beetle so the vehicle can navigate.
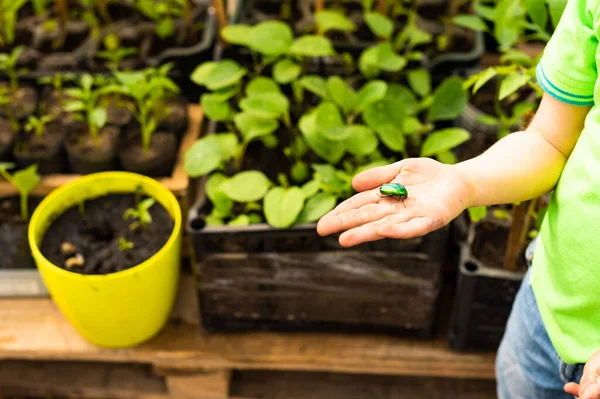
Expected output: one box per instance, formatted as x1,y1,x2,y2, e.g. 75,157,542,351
379,183,408,208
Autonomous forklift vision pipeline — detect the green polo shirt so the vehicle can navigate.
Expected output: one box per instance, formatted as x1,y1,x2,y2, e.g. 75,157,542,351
532,0,600,364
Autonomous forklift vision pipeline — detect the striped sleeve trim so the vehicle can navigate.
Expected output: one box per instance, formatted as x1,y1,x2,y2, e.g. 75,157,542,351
536,63,595,106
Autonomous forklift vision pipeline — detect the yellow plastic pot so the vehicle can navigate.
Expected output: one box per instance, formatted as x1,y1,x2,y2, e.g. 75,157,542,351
28,172,181,348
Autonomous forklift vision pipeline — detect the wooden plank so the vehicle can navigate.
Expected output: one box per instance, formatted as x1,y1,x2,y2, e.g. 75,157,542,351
165,369,231,398
0,274,496,380
0,104,203,199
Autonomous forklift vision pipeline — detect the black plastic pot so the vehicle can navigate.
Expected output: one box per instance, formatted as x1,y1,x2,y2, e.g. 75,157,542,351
119,131,178,177
14,122,68,175
447,214,526,352
65,125,121,174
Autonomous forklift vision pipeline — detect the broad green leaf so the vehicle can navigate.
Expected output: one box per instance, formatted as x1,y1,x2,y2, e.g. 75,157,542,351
190,60,246,91
405,24,433,47
475,2,496,20
471,67,496,94
326,76,357,115
499,73,530,100
299,75,329,98
299,110,345,164
375,42,407,71
421,128,470,157
364,12,394,39
190,62,216,86
344,125,378,156
273,59,302,84
228,214,250,226
312,164,352,196
468,206,487,222
361,0,374,11
234,112,279,143
494,0,525,49
63,101,85,112
315,101,347,141
212,86,238,102
246,77,281,96
264,186,305,228
403,117,424,135
184,133,238,177
212,190,234,217
205,210,224,226
297,192,337,223
239,92,289,119
289,35,335,57
364,100,406,152
315,10,357,33
221,24,252,46
90,108,107,128
385,83,419,116
205,173,230,203
428,78,467,121
547,0,567,29
220,171,272,202
302,179,321,198
291,161,310,183
525,0,548,30
408,69,431,97
436,150,458,164
500,49,533,67
248,213,263,224
452,15,489,32
355,80,388,113
249,20,293,56
201,93,231,121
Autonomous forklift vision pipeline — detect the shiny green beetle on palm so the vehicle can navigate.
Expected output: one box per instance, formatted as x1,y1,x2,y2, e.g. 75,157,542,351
379,183,408,207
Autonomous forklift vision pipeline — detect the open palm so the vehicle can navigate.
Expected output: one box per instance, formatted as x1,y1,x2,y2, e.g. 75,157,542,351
316,158,474,247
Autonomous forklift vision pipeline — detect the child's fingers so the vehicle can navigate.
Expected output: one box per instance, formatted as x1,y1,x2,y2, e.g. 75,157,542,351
352,161,404,192
318,202,399,238
564,382,579,396
317,190,386,235
376,215,443,240
338,211,414,247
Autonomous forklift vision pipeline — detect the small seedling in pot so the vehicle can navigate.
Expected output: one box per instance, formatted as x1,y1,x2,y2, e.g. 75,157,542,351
123,198,155,230
115,65,180,154
24,115,55,137
96,34,139,71
0,0,27,47
0,163,41,221
118,237,135,251
63,73,121,146
0,46,27,93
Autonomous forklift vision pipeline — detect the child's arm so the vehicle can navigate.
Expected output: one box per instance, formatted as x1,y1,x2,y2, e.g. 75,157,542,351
316,93,591,247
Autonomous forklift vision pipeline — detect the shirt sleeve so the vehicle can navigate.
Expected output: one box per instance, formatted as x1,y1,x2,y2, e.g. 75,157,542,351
536,0,598,106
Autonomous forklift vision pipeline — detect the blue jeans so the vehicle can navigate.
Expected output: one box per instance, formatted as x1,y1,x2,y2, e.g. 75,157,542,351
496,238,585,398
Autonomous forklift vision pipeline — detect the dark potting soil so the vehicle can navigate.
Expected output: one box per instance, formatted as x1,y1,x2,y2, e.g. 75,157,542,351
471,220,528,272
40,194,174,275
0,117,15,159
0,85,38,120
0,196,42,269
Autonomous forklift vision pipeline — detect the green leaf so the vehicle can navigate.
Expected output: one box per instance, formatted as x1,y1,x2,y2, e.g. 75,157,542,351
12,164,40,196
385,83,419,116
299,75,329,98
249,20,293,56
246,77,281,96
499,73,530,100
239,92,289,119
403,117,424,135
234,112,279,143
288,35,335,57
420,128,470,157
90,108,107,129
326,76,357,115
264,186,305,228
364,12,394,39
315,101,347,141
184,134,238,177
500,49,533,67
63,101,85,113
312,164,352,196
297,192,337,223
273,59,302,84
360,43,407,77
299,110,345,164
405,25,433,47
291,161,310,183
201,94,231,121
428,77,467,121
302,179,321,198
525,0,548,30
156,18,175,38
221,24,252,46
494,0,525,49
344,125,378,156
547,0,567,29
315,10,357,33
220,171,272,203
407,69,431,97
190,60,246,91
355,80,388,113
475,2,496,20
436,150,458,164
228,214,250,226
364,99,406,152
205,173,229,202
468,206,487,222
452,15,489,31
471,68,496,94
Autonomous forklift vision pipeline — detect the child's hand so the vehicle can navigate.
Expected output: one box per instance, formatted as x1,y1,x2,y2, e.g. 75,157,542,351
316,158,475,247
565,350,600,399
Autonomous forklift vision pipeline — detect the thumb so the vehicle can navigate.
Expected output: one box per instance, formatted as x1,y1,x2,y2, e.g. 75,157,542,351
565,382,580,396
353,161,404,192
